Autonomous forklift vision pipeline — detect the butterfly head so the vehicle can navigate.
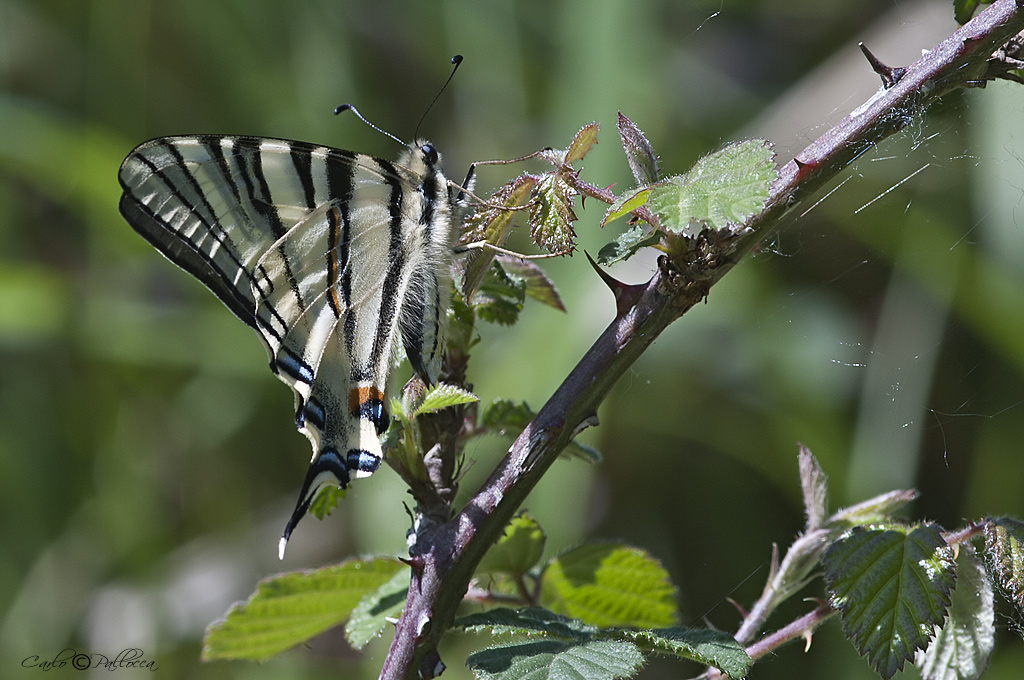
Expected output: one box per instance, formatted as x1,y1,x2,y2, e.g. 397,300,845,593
278,448,381,559
398,139,443,177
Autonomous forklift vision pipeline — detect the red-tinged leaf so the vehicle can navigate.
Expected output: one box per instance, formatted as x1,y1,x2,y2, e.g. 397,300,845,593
565,122,600,164
497,255,566,312
460,173,539,300
529,173,578,255
618,112,659,185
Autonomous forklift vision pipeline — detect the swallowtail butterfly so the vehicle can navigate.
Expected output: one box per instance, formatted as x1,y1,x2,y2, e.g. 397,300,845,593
118,133,467,558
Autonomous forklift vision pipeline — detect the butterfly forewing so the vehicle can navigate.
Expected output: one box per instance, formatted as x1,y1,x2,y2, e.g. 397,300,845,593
118,134,456,556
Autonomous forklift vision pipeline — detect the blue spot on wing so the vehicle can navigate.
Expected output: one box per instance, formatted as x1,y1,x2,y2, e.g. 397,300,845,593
275,348,314,384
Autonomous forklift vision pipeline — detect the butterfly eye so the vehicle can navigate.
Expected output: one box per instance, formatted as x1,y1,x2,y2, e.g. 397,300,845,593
421,143,439,164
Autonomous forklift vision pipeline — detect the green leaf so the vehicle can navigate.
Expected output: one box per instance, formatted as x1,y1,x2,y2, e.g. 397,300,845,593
345,564,410,650
539,544,679,628
456,608,747,679
564,122,600,165
617,112,659,185
826,489,919,528
455,607,596,639
648,139,776,233
414,383,479,416
915,545,995,680
461,174,539,301
823,524,956,679
497,256,566,312
477,513,547,577
482,399,535,433
529,172,578,255
467,639,644,680
474,261,527,326
620,627,751,679
798,445,829,531
202,557,405,661
600,188,652,228
309,484,345,520
983,516,1024,615
596,225,662,266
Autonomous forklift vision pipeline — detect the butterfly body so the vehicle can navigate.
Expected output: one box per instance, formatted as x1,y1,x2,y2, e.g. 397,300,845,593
118,135,460,556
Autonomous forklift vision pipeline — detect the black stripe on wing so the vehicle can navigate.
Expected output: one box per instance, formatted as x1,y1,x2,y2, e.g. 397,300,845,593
364,157,408,384
118,184,262,332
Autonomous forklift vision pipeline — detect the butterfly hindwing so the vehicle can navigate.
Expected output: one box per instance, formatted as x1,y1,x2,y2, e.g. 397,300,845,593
118,134,456,555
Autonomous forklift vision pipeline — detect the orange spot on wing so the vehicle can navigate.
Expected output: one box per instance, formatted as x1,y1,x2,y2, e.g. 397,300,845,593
349,385,385,411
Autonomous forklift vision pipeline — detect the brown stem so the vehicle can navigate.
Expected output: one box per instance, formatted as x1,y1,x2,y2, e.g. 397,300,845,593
379,3,1024,678
706,602,838,680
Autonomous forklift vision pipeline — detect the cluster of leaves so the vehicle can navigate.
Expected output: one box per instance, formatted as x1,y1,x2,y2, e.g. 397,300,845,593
203,105,1024,680
771,448,1024,680
203,515,749,679
201,121,780,678
202,444,1024,680
597,113,775,267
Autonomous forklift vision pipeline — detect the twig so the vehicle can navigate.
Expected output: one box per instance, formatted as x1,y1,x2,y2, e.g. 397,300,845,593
379,3,1024,678
706,602,837,680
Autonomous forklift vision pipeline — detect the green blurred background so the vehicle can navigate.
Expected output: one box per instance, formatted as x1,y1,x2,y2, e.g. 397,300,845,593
2,0,1023,678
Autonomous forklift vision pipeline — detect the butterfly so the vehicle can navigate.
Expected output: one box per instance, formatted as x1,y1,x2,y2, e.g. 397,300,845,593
118,133,469,558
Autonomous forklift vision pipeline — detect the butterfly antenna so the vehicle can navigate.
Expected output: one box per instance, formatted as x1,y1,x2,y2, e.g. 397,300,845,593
334,104,407,147
413,54,463,140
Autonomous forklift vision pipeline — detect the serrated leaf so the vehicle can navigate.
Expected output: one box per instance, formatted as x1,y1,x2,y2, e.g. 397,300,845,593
476,297,523,326
798,445,829,531
455,608,746,679
202,557,404,661
477,514,548,577
620,627,750,679
618,112,659,185
529,173,578,255
983,516,1024,614
915,545,995,680
482,399,535,432
309,484,345,520
600,188,652,228
455,607,596,639
495,255,566,312
345,564,410,649
823,524,956,679
467,638,644,680
461,174,539,301
540,544,679,628
596,225,662,266
475,261,527,325
565,123,600,165
648,139,776,233
827,489,919,528
414,383,479,416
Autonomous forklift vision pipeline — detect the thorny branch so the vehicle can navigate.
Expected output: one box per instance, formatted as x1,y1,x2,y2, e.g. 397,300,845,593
380,3,1024,678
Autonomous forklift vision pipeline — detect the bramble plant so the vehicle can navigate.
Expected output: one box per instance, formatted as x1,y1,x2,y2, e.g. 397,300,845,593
201,3,1024,679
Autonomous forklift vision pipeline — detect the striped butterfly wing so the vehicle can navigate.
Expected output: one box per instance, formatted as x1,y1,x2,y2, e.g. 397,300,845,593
118,135,455,556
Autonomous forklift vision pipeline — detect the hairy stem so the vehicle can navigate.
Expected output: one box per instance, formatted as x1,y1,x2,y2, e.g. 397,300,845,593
707,602,838,680
380,3,1024,678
